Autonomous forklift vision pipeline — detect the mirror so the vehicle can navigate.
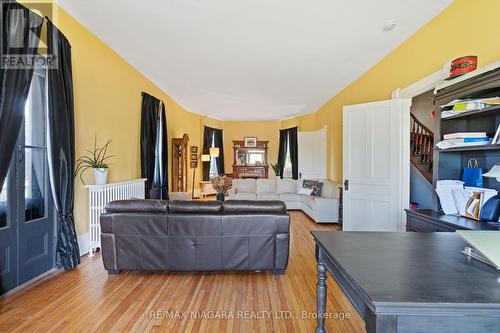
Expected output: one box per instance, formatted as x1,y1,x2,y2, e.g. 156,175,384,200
236,148,267,165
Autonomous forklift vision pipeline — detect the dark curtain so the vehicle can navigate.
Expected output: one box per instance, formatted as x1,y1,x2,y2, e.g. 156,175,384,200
213,128,224,175
0,1,43,193
46,19,80,269
288,127,299,179
158,102,168,199
277,127,299,179
202,126,224,180
202,126,213,181
277,129,288,179
140,93,168,199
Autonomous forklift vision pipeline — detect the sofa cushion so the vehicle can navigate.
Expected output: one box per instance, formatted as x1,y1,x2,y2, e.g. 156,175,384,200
256,179,277,194
105,199,168,213
278,193,301,202
301,195,316,210
257,193,279,200
234,193,257,200
321,180,340,198
169,200,223,214
298,187,313,195
277,179,298,194
223,200,287,215
302,180,323,197
233,179,257,194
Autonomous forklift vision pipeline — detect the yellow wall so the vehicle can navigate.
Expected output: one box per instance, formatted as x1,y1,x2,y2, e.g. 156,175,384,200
283,0,500,182
221,121,282,178
35,5,216,236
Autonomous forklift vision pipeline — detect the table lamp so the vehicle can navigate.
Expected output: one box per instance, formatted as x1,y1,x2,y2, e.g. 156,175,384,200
483,164,500,182
210,147,220,158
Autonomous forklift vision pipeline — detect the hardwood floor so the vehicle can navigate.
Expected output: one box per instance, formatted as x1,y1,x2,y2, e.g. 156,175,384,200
0,211,365,332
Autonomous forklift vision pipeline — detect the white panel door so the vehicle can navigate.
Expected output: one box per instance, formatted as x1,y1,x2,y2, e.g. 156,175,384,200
343,99,410,231
298,127,327,179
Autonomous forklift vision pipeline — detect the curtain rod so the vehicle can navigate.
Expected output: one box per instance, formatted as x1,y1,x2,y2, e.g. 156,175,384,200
142,92,164,103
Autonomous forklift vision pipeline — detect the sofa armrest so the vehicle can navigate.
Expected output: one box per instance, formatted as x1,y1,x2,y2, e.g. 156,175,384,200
100,214,118,272
274,233,290,271
313,197,339,222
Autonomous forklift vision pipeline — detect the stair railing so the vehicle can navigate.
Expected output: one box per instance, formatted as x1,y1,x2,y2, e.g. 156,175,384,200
410,113,434,172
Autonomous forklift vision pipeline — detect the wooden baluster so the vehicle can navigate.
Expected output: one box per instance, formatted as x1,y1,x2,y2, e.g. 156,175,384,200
410,113,435,177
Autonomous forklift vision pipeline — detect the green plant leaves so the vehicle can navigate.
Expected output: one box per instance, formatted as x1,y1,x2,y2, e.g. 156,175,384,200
75,135,114,184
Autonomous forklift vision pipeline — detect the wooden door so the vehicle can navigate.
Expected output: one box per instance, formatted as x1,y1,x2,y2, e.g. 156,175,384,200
343,99,410,231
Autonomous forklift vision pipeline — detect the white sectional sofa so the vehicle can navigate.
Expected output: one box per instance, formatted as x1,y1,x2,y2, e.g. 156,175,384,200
228,178,340,223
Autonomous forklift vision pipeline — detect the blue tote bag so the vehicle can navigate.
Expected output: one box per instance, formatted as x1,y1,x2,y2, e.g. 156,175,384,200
462,159,483,188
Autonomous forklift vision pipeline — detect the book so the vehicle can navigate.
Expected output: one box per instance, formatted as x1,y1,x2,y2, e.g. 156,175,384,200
436,139,491,150
463,137,491,143
443,132,487,140
452,101,485,111
441,97,500,108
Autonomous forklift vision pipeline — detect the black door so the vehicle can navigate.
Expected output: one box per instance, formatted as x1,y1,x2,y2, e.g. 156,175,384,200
0,165,17,293
0,65,55,294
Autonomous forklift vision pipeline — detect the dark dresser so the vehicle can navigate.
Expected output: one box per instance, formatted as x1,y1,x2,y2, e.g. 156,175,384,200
405,208,500,232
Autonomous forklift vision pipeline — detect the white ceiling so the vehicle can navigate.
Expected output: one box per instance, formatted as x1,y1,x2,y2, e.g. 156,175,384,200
55,0,452,120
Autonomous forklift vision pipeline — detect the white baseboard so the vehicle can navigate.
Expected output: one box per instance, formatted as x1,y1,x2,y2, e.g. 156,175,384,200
78,232,90,257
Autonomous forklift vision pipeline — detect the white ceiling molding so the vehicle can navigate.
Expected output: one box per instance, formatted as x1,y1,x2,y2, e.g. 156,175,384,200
392,62,451,99
55,0,452,121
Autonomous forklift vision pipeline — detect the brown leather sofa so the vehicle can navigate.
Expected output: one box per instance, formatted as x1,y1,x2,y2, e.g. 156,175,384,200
100,200,290,275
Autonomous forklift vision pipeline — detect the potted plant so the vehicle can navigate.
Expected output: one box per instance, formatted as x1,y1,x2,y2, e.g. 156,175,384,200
211,175,232,201
75,136,114,185
270,162,281,177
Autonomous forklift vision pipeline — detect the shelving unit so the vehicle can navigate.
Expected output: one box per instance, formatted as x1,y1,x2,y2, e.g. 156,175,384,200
434,66,500,196
407,65,500,231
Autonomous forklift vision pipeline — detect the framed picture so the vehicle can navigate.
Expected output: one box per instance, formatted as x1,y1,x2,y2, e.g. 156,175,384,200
190,161,198,168
190,146,198,154
190,153,198,161
244,137,257,147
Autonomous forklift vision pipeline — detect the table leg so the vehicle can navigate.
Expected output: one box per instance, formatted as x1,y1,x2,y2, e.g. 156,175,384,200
316,260,328,333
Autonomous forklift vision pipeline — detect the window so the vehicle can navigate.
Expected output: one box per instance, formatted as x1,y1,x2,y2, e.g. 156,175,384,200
283,138,293,178
23,68,48,222
0,66,48,227
0,176,7,228
209,133,218,179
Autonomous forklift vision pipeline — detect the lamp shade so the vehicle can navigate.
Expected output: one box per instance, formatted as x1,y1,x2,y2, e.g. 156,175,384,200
201,154,211,162
210,147,220,157
483,164,500,182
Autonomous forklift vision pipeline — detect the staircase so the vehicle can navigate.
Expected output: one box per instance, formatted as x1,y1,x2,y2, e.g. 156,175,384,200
410,113,433,183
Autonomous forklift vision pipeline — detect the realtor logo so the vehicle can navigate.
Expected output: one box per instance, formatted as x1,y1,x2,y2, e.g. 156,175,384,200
1,0,57,69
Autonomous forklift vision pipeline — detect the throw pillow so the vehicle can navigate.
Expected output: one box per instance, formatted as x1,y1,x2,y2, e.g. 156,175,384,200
298,187,314,195
302,180,324,197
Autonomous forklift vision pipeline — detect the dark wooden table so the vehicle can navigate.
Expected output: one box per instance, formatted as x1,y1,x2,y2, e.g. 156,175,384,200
312,231,500,333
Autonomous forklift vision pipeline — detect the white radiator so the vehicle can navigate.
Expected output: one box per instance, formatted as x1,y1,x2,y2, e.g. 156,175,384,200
84,178,146,256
